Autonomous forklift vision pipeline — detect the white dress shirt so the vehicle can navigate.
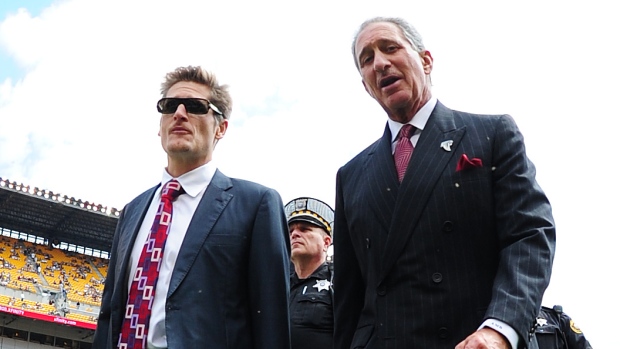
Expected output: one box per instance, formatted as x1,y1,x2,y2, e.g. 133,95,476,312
127,162,217,348
387,97,437,153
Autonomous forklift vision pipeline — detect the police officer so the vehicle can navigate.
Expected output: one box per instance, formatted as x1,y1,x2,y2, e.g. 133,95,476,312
285,197,334,349
536,305,593,349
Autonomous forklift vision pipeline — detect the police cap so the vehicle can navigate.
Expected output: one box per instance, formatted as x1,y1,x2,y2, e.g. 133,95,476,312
284,197,334,236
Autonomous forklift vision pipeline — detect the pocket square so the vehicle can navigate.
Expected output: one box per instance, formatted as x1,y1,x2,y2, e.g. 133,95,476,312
456,154,483,172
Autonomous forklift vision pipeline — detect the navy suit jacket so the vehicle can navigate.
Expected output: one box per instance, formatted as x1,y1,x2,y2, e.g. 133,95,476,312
333,102,555,349
93,170,291,349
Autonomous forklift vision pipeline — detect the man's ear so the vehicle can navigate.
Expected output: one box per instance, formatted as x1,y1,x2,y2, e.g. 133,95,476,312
324,234,332,249
215,119,228,140
421,50,434,74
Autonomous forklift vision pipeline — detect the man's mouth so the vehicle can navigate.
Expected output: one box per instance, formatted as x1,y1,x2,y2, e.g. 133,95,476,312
171,126,189,134
380,76,400,88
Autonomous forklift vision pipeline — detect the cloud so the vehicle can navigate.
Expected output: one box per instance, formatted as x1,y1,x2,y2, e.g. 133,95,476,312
0,0,407,207
1,1,619,346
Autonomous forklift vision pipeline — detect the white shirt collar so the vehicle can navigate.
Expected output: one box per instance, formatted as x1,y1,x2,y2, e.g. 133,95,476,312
387,97,438,142
161,161,217,198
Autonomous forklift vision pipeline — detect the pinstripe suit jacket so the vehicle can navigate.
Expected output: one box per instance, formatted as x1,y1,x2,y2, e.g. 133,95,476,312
333,101,555,349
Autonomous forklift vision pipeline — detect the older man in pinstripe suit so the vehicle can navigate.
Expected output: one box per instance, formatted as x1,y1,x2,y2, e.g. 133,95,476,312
333,17,556,349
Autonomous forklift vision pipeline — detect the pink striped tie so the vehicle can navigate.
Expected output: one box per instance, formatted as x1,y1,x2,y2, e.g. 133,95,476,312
394,124,415,183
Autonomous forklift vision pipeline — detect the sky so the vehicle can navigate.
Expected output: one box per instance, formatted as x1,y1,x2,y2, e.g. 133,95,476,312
1,0,617,346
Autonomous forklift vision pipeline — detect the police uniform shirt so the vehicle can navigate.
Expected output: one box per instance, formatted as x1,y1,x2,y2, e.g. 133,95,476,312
289,263,334,349
535,306,593,349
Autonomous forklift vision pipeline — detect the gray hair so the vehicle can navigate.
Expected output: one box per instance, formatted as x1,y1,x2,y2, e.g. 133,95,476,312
351,16,426,71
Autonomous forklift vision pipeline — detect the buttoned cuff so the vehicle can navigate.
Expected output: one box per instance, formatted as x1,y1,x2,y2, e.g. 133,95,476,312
479,319,518,349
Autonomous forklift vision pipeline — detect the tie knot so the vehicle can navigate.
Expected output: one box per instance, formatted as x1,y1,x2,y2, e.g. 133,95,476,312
161,180,184,201
398,124,415,140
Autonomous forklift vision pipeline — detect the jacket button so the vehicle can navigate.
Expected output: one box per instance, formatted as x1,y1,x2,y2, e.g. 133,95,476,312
442,221,453,232
366,238,371,249
432,272,443,283
377,285,386,296
438,327,449,338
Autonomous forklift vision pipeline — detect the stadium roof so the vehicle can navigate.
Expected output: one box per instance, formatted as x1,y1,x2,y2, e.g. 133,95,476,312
0,177,119,253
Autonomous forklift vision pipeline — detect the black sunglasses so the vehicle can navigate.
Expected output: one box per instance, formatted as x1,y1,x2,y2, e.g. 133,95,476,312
157,98,223,116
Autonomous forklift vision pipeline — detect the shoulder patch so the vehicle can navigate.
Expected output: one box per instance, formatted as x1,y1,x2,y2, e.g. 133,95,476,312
570,319,583,334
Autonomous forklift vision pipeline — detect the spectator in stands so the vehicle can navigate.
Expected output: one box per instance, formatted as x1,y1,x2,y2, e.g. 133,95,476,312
285,197,335,349
93,66,290,349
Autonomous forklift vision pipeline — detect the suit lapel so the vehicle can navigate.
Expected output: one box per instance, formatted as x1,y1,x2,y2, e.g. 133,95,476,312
109,185,156,334
116,186,157,288
366,124,400,234
379,103,466,281
167,169,233,296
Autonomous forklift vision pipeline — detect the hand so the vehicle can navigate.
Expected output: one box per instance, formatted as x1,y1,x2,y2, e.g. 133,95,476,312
455,328,510,349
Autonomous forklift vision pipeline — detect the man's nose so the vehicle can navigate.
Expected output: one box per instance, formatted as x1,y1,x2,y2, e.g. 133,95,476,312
290,229,301,238
173,104,189,120
373,52,391,72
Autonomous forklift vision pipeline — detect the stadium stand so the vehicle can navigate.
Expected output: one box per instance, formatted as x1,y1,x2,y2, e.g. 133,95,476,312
0,177,119,348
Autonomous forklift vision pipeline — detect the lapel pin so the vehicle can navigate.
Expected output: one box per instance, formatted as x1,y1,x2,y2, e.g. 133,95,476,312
440,140,453,152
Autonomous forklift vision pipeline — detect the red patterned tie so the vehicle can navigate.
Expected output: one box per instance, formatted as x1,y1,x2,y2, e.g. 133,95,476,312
118,180,184,349
394,124,415,183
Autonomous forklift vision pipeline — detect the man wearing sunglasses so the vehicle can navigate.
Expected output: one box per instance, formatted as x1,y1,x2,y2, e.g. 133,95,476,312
93,66,291,349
